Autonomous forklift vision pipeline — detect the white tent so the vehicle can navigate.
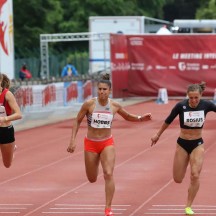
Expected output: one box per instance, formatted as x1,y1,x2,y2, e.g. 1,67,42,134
156,26,172,35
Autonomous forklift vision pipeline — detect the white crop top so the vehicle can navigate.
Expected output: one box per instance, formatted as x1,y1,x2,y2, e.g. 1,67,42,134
87,98,113,128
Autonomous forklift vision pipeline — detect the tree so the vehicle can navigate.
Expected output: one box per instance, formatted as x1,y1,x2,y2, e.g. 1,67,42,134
196,0,216,19
13,0,63,57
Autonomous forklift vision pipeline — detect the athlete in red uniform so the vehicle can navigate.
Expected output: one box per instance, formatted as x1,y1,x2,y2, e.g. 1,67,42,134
0,73,22,167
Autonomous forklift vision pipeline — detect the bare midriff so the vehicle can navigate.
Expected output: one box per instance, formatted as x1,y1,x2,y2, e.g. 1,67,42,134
179,128,202,140
87,126,112,140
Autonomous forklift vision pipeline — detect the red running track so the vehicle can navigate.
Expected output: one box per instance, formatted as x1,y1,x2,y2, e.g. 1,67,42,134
0,100,216,216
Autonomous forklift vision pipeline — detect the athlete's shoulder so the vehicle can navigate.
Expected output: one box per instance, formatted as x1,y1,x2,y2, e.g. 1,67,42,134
110,98,121,108
200,99,216,109
174,99,187,109
82,97,96,108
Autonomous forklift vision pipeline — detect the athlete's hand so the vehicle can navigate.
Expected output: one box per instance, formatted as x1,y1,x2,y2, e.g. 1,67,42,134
0,116,6,125
140,113,152,121
67,142,76,153
151,134,159,146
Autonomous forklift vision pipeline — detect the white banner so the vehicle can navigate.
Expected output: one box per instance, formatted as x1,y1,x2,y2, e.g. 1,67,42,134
0,0,14,79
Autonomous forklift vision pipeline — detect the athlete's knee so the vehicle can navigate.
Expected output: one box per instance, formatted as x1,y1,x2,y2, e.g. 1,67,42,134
173,175,184,183
87,176,97,183
3,161,12,168
190,172,200,183
103,171,113,181
174,178,183,183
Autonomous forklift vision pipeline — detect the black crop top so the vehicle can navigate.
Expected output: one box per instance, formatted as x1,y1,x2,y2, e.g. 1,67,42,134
165,99,216,129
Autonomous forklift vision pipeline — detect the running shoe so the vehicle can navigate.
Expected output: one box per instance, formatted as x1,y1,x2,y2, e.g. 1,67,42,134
185,207,194,215
105,208,114,216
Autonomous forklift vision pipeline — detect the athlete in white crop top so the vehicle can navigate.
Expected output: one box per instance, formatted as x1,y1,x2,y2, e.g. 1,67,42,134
67,74,152,216
87,97,113,128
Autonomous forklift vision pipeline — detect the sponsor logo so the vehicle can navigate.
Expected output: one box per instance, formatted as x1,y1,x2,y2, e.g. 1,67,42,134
111,62,130,71
178,62,186,71
202,65,209,70
169,66,176,70
129,37,144,46
155,65,167,70
131,63,144,71
146,65,153,71
115,53,127,59
178,62,200,71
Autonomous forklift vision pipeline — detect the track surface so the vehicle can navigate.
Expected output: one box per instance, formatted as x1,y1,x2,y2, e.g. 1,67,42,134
0,100,216,216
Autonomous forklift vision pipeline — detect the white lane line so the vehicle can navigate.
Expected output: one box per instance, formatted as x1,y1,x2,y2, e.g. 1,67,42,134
153,205,216,207
42,212,123,214
149,208,216,211
0,204,33,214
145,204,216,215
144,213,216,215
45,204,129,214
0,204,33,205
55,204,131,206
0,207,26,209
50,207,127,210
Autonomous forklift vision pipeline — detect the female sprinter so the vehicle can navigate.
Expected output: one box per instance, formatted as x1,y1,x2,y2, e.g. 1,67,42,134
67,73,152,216
151,82,216,215
0,73,22,167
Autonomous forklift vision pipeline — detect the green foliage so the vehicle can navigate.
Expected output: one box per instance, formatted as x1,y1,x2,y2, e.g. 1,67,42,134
196,0,216,19
13,0,63,57
13,0,173,57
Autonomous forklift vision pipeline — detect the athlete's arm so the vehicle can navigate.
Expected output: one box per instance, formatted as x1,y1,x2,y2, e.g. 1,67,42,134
151,103,180,146
67,100,91,153
4,91,22,121
113,101,152,122
151,122,169,146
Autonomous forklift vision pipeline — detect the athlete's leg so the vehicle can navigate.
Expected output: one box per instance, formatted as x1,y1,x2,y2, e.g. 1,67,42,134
187,145,204,207
0,142,15,168
100,145,115,209
173,144,190,183
84,151,100,182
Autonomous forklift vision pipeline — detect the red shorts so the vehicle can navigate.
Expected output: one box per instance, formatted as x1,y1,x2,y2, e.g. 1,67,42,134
84,136,114,154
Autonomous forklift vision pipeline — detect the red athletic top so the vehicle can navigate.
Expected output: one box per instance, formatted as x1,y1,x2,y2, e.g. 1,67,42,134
0,89,12,116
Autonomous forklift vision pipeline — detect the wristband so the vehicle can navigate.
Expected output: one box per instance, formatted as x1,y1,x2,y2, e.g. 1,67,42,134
137,116,142,121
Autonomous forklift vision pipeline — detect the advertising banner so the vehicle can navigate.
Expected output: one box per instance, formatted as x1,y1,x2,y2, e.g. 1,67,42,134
110,34,216,97
0,0,14,79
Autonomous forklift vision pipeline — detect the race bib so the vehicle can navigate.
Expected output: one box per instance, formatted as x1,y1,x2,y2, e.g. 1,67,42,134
91,112,113,128
0,106,6,117
184,111,205,127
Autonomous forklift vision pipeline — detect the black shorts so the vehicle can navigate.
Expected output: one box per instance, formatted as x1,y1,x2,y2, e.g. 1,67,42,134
0,125,15,144
177,137,203,154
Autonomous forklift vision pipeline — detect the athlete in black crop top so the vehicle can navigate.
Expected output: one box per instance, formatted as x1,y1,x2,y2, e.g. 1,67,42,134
151,82,216,215
165,99,216,129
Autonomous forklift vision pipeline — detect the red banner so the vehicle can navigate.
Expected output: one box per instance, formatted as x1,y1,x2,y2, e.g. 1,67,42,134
110,34,216,97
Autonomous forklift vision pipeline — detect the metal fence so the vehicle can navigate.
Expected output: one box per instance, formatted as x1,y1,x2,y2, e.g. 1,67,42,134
15,52,89,80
